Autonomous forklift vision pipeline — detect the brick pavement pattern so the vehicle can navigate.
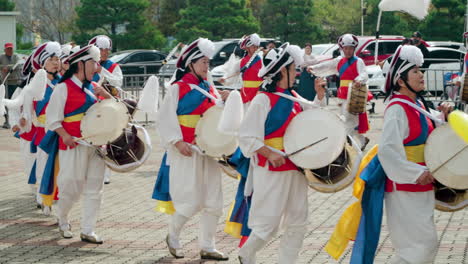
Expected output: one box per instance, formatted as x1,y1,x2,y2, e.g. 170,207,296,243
0,99,466,264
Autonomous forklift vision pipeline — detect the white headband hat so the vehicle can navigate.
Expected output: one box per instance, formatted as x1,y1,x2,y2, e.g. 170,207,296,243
176,38,215,70
384,45,424,92
338,33,359,48
32,42,62,70
239,33,261,49
89,35,112,50
258,42,303,88
64,45,101,65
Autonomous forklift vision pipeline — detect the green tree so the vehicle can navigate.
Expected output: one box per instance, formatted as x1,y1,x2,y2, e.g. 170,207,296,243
312,0,361,42
419,0,465,41
151,0,187,37
0,0,14,11
176,0,259,42
73,0,166,50
260,0,324,45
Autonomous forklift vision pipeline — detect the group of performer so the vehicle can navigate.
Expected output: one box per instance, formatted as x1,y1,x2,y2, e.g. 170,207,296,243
4,35,123,244
3,30,467,264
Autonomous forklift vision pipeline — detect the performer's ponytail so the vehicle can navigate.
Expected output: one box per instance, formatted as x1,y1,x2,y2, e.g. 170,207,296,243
59,63,79,83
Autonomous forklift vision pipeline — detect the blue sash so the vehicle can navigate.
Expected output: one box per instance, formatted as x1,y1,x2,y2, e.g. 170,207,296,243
338,56,358,77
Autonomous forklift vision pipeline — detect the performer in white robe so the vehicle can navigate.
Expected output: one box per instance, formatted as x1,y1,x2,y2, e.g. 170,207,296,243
47,45,111,244
379,45,452,264
308,34,370,150
157,38,229,261
238,43,326,264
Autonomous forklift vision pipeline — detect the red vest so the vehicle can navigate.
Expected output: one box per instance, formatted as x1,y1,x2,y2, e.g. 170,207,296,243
336,57,360,99
59,79,97,150
240,55,263,103
385,94,434,192
257,89,302,171
176,74,217,144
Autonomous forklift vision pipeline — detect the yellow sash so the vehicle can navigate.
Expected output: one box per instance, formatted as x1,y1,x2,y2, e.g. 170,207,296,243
177,114,201,128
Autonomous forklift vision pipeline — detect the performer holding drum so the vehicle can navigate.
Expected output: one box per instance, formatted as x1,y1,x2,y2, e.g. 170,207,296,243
237,43,326,264
155,38,229,261
379,45,454,264
89,35,123,184
308,33,371,150
46,45,111,243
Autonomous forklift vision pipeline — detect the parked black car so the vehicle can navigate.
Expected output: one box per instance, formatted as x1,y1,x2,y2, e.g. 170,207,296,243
109,50,167,75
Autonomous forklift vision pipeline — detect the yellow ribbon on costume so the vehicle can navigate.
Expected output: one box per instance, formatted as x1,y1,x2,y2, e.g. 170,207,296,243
264,137,283,151
63,113,85,123
41,153,59,207
339,80,353,88
224,202,242,238
154,200,175,215
404,144,425,164
177,115,201,128
243,80,263,88
37,114,46,125
325,144,379,260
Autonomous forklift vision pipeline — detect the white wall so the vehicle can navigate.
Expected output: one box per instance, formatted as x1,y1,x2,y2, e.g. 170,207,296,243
0,12,20,49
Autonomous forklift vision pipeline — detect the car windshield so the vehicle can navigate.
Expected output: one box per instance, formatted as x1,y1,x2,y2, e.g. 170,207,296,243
109,52,131,63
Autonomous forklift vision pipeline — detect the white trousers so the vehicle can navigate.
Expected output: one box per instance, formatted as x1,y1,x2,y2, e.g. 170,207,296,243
239,165,308,264
104,167,111,182
385,190,438,264
340,98,366,148
166,148,224,251
19,138,35,191
56,144,106,234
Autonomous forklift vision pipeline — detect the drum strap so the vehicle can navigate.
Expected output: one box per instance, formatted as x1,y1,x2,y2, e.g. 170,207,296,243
387,98,444,126
188,84,223,107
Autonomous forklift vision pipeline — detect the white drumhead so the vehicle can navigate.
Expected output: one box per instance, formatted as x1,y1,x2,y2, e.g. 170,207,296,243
80,99,130,146
195,106,238,158
284,108,346,169
425,124,468,189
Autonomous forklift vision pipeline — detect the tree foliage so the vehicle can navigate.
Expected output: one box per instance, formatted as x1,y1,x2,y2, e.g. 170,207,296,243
176,0,259,42
73,0,166,50
260,0,324,45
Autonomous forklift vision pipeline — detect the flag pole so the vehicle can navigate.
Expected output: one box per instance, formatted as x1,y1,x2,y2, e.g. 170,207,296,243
374,10,382,65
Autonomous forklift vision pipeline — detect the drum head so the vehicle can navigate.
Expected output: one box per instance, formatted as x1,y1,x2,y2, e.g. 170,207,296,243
284,108,346,169
81,99,130,146
195,106,238,158
425,124,468,190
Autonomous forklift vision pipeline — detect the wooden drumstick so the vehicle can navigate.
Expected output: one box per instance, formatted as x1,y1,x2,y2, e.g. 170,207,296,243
430,145,468,174
285,137,328,158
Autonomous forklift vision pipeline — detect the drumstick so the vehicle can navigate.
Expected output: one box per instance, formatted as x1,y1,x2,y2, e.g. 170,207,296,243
430,145,468,174
285,137,328,158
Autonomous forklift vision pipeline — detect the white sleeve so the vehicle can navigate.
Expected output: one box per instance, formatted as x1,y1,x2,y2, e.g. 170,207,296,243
310,57,340,77
7,88,22,126
238,94,270,158
378,104,426,184
46,83,67,131
156,84,183,147
102,65,123,88
354,59,368,83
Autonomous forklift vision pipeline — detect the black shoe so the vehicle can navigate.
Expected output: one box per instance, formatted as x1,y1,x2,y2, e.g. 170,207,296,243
200,249,229,261
361,137,370,151
2,123,10,129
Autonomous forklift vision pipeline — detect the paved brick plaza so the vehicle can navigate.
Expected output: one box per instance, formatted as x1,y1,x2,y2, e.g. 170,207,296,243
0,98,466,264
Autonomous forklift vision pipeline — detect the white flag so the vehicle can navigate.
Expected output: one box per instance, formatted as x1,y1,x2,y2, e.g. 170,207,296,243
379,0,431,20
